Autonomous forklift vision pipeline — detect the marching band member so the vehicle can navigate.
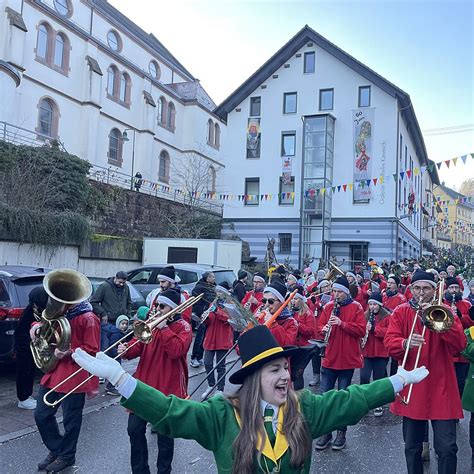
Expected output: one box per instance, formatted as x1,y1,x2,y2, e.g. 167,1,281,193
201,283,234,400
466,279,474,306
315,276,366,451
286,274,299,292
241,272,266,314
118,289,192,474
291,287,316,390
259,281,298,347
34,299,100,473
303,267,316,287
443,276,473,396
73,325,428,474
383,275,406,311
346,271,367,310
232,270,248,303
384,270,466,474
446,264,464,291
360,292,391,417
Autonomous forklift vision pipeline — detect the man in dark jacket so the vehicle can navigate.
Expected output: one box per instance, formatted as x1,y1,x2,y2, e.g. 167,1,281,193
90,271,132,324
190,272,216,368
232,270,248,303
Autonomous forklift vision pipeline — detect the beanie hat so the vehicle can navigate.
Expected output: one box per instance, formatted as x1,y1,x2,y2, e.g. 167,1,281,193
303,267,312,275
238,270,248,280
368,292,383,306
287,274,298,283
263,281,287,302
387,275,400,286
136,306,149,321
346,271,356,280
317,279,330,289
293,285,307,302
158,266,176,284
253,272,266,283
116,314,129,328
411,270,436,288
316,270,326,281
333,276,350,295
445,277,459,288
157,289,180,309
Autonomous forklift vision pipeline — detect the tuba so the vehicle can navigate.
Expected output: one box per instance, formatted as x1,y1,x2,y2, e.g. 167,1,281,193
30,269,92,373
325,261,345,281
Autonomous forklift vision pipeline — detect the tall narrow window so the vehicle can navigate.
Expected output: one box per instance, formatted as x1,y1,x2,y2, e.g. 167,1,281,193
283,92,297,114
319,89,334,111
38,98,55,137
214,123,220,148
249,97,261,117
281,132,296,156
279,177,295,205
207,119,214,144
208,166,216,193
54,34,65,68
279,233,292,254
107,66,118,96
358,86,371,107
304,51,315,73
37,24,50,59
119,74,127,102
167,102,176,129
244,178,260,206
108,128,123,164
158,97,167,125
158,150,170,183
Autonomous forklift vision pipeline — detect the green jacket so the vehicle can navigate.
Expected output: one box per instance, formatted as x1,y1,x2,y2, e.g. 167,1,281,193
122,379,395,473
461,327,474,412
90,278,132,323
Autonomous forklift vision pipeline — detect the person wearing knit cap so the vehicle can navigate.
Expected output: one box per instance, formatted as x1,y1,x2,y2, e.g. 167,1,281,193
426,268,440,283
360,292,392,416
346,272,367,310
447,264,464,291
117,287,192,474
316,269,327,282
73,324,428,474
443,276,472,398
383,275,406,312
286,274,298,291
466,280,474,306
290,287,316,390
315,275,366,451
259,281,298,347
385,269,466,474
303,267,316,288
241,272,266,314
232,270,248,303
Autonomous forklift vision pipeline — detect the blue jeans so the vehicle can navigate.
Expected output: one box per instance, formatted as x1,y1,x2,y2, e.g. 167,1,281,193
34,385,85,462
320,367,354,432
360,357,389,384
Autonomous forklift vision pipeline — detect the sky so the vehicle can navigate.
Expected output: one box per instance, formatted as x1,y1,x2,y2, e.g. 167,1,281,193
110,0,474,191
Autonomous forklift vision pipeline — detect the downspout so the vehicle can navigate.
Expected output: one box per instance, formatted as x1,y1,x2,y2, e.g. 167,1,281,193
394,104,400,262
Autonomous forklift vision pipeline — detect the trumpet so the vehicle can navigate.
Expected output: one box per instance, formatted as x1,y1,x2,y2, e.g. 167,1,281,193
42,294,202,407
398,279,454,405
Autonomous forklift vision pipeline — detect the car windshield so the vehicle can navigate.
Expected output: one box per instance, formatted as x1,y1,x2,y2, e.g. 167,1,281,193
214,271,236,286
126,282,142,299
11,277,45,307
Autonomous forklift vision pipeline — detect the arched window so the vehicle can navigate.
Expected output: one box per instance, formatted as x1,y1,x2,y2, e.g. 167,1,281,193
149,60,160,80
207,119,214,144
108,128,123,164
208,166,216,193
107,65,119,96
214,123,220,148
37,98,59,138
119,72,131,103
37,23,51,60
167,102,176,130
158,97,167,125
158,150,170,183
53,33,69,71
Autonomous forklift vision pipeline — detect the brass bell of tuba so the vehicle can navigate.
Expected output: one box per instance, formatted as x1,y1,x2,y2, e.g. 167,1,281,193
30,269,92,373
422,279,454,333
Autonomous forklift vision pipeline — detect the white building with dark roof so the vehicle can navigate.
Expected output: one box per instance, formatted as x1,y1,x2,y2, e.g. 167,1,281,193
216,26,440,269
0,0,224,204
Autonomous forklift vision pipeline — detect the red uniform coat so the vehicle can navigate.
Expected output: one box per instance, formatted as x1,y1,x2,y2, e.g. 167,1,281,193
241,290,264,314
363,308,391,358
203,307,233,351
444,298,472,363
294,309,316,347
404,286,413,302
123,318,192,398
317,300,366,370
40,311,100,393
355,286,368,311
384,303,466,420
269,315,298,347
382,292,407,311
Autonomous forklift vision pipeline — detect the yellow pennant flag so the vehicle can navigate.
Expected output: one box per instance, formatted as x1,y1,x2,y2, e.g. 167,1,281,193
379,176,385,184
348,183,353,191
414,167,419,176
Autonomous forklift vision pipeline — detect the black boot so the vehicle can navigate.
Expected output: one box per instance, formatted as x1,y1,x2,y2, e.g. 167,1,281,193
332,430,346,450
45,457,75,473
38,453,56,471
315,433,332,450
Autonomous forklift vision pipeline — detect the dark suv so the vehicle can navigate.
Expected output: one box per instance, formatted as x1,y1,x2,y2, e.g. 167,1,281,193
0,266,51,363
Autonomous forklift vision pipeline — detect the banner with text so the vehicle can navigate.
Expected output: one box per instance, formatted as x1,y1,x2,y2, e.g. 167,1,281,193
353,108,375,202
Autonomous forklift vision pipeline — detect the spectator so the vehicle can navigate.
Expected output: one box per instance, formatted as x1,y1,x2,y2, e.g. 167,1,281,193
232,270,248,303
134,172,143,192
90,271,132,324
14,287,48,409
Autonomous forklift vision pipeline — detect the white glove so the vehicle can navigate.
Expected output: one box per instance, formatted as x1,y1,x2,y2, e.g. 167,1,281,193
72,348,126,386
396,366,429,386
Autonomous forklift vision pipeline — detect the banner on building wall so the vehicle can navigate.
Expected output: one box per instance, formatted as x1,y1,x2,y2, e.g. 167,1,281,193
352,108,375,202
282,156,292,184
246,118,261,159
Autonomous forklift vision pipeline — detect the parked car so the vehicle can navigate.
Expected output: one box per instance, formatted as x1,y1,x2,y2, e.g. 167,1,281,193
127,264,237,299
88,277,146,317
0,266,52,363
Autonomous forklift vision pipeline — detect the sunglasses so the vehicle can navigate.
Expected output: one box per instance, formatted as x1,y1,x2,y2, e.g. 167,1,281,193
262,298,277,305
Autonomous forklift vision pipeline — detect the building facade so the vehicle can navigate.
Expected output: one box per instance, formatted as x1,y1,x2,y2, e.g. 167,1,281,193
216,26,439,269
434,184,474,248
0,0,224,205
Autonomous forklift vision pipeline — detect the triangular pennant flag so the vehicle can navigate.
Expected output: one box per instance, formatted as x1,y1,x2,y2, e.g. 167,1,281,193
470,153,474,159
400,171,405,180
380,176,385,184
452,158,458,166
331,187,336,193
393,173,398,182
321,188,326,195
461,155,468,164
349,183,353,191
436,162,442,170
337,185,341,192
421,165,427,173
406,170,412,179
444,160,450,168
343,184,347,192
373,178,378,186
366,179,371,187
414,167,419,176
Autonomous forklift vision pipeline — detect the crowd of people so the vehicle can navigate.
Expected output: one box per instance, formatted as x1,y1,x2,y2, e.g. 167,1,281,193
13,259,474,473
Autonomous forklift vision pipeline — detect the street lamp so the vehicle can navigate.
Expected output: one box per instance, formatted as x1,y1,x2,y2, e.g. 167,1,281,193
122,128,136,190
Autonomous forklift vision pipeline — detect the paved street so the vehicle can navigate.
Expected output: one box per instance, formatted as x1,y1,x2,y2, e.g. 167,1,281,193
0,354,471,473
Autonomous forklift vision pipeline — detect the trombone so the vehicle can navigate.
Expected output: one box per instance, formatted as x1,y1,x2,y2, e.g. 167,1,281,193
398,279,454,405
42,294,202,407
